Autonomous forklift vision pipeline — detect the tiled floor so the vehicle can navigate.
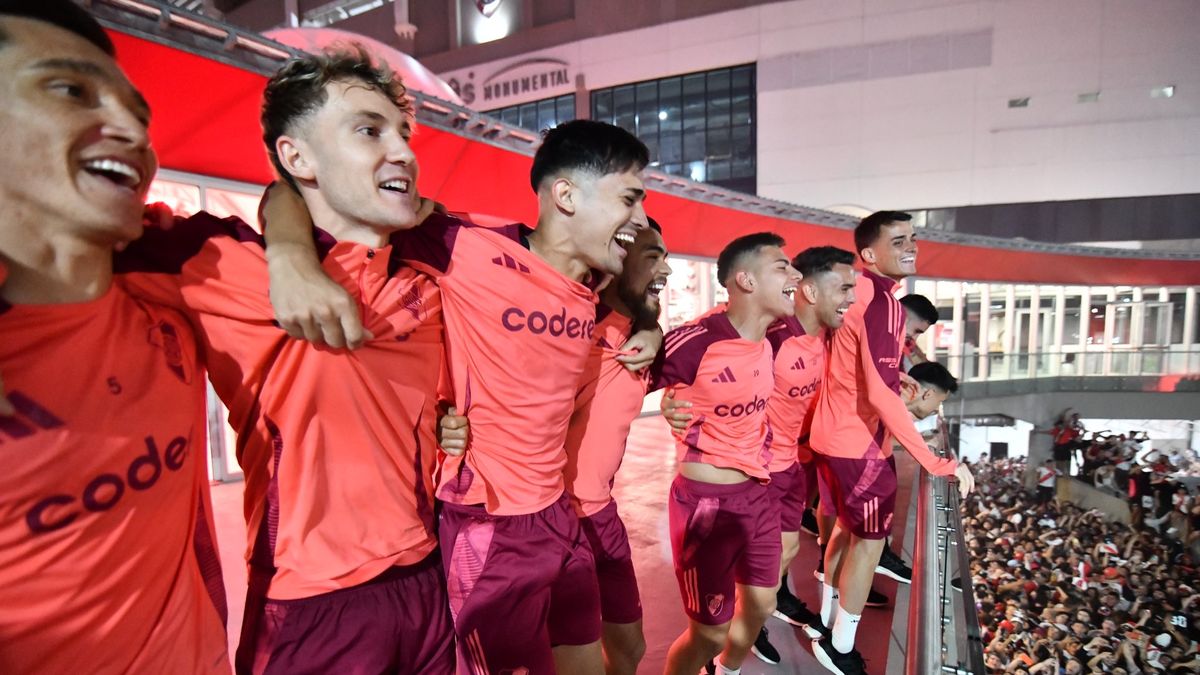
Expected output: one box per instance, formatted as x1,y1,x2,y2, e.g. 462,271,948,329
210,416,914,673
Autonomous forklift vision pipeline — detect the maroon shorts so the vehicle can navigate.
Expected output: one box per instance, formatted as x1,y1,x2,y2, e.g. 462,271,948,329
669,475,782,626
235,551,454,675
767,461,808,533
580,500,643,625
440,494,602,675
815,453,897,540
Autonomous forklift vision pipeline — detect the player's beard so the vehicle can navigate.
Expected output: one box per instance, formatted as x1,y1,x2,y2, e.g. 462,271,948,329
617,279,660,329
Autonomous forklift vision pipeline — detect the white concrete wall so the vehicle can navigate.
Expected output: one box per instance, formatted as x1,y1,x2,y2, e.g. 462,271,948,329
957,417,1034,462
441,0,1200,210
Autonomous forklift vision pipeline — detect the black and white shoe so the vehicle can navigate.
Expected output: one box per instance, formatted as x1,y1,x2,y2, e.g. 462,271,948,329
751,626,782,665
801,508,820,537
874,547,912,585
865,587,889,608
774,592,826,639
812,637,868,675
814,549,825,583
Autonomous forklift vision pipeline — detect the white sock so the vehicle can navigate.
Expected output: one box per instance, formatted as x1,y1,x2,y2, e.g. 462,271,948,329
715,660,741,675
831,604,861,654
820,583,839,625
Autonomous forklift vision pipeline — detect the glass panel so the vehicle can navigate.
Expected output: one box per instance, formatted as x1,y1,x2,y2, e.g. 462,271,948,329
1111,303,1133,345
1088,298,1107,344
537,98,557,132
706,69,731,129
1142,303,1170,346
518,103,538,131
556,95,575,125
707,158,731,181
963,294,981,380
664,258,704,329
1169,292,1186,344
682,74,706,134
500,106,520,127
706,126,731,161
592,89,612,123
683,131,706,164
1064,295,1082,344
613,85,636,132
635,81,658,137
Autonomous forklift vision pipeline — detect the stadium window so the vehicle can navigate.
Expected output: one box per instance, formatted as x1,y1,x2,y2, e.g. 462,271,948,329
591,64,756,194
485,93,577,133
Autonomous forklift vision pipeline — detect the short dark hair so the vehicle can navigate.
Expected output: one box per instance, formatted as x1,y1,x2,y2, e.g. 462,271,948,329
792,245,855,279
909,361,958,394
0,0,114,55
854,210,912,257
900,293,939,324
646,216,662,234
529,120,649,192
716,232,785,288
261,46,410,189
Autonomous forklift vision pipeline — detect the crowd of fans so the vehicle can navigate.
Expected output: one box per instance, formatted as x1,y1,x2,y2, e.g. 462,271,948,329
966,457,1200,674
1042,410,1200,547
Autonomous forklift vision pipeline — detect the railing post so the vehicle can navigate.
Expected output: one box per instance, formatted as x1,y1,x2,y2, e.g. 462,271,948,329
907,471,942,674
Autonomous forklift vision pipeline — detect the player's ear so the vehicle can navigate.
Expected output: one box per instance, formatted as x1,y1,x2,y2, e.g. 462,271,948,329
277,135,315,182
549,176,576,216
860,246,877,265
734,269,754,293
801,281,818,304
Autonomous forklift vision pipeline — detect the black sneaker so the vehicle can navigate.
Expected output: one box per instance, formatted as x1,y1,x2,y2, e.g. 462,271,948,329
814,548,826,583
865,587,889,608
812,637,868,675
801,508,820,537
752,626,782,665
774,593,826,639
701,661,715,675
874,547,912,585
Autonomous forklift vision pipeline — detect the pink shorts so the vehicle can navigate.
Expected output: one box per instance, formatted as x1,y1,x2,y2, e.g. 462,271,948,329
440,494,601,675
767,461,808,533
668,475,782,626
236,551,454,675
580,500,642,624
815,453,897,540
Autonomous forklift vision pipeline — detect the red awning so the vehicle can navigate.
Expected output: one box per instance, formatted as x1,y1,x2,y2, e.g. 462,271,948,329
110,31,1200,285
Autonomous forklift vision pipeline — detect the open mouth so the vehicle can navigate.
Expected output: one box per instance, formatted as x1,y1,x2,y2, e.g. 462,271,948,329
899,255,916,266
379,177,411,195
646,278,667,298
614,231,635,248
783,285,797,301
82,158,143,192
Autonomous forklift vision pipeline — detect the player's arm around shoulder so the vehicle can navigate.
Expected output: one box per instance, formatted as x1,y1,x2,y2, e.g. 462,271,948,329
261,182,368,349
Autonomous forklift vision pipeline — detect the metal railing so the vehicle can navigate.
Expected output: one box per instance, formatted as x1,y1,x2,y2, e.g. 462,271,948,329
938,348,1200,383
907,471,986,674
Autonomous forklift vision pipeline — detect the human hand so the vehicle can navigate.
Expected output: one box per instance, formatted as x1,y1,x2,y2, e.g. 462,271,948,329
267,247,372,349
616,328,662,372
438,406,469,456
955,462,976,499
660,389,693,435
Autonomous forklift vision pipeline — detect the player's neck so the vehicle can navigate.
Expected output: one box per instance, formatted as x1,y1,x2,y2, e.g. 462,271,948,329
864,263,905,284
794,303,821,336
304,192,390,248
724,298,774,342
0,219,114,304
527,220,591,282
600,286,634,319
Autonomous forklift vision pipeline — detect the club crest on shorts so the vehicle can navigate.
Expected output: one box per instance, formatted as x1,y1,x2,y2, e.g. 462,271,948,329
706,593,725,617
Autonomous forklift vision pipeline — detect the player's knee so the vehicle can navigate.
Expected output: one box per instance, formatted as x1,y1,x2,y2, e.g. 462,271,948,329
689,622,727,656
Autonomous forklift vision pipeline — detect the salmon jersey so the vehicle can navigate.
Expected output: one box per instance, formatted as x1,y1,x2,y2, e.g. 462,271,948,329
0,281,229,674
764,316,826,471
809,269,956,476
115,213,443,599
650,312,774,480
394,213,600,516
563,304,649,517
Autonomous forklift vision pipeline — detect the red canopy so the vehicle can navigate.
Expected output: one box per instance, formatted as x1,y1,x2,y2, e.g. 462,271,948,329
111,31,1200,285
